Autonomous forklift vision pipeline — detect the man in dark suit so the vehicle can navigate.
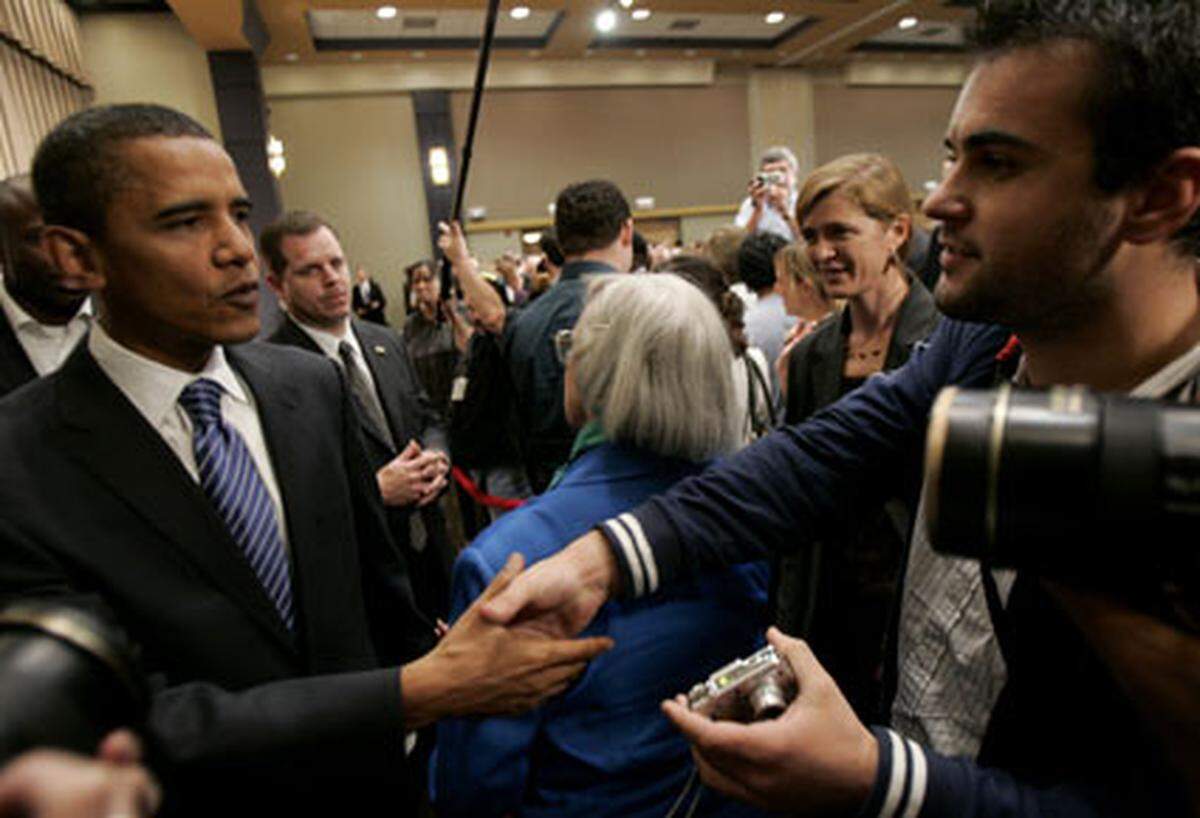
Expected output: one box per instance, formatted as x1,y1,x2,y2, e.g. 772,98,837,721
0,175,91,395
261,210,455,620
0,104,609,816
352,265,388,325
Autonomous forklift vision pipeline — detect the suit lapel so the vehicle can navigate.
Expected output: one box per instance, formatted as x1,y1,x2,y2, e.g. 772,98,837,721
353,320,405,449
811,315,847,409
0,309,37,395
55,347,296,653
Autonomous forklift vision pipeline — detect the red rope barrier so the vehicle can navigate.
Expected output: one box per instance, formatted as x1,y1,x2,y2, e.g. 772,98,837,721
452,466,527,511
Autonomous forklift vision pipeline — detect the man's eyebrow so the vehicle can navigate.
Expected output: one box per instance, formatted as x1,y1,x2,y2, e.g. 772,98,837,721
232,196,253,211
949,130,1041,153
153,200,209,221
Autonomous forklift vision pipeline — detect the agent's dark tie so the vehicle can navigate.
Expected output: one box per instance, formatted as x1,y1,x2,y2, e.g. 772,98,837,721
337,340,395,449
179,378,295,630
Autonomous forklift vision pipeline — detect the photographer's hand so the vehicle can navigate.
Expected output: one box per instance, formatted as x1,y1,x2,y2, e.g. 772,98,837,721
661,628,877,816
0,731,161,818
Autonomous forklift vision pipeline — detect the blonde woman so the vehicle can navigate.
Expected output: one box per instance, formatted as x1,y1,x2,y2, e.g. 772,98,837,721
777,153,940,721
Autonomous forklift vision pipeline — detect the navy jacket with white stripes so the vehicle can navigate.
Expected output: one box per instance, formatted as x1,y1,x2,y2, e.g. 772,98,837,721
599,318,1191,818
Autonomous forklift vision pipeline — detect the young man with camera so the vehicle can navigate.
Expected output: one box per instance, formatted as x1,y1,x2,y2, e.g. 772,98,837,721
484,2,1200,816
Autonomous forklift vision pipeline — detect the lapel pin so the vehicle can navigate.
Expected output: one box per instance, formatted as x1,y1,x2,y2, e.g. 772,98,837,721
373,345,387,355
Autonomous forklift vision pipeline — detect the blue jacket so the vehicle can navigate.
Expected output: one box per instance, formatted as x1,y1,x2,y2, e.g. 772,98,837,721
595,319,1190,818
432,441,770,818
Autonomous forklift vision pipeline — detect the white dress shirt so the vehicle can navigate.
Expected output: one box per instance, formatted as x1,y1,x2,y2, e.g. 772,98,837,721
0,276,92,376
734,190,799,242
88,322,290,550
293,317,383,399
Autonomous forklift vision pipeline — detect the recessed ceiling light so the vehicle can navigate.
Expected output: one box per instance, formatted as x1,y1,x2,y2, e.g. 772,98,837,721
618,0,634,7
631,8,651,21
376,5,398,20
898,16,919,30
412,50,426,58
284,52,299,62
510,6,531,20
595,8,618,33
765,11,785,25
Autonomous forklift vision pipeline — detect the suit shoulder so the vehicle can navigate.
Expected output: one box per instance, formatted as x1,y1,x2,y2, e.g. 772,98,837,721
231,341,338,380
0,370,59,438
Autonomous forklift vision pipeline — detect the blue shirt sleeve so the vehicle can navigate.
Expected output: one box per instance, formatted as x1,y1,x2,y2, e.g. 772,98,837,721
431,548,543,817
599,319,1011,597
859,728,1109,818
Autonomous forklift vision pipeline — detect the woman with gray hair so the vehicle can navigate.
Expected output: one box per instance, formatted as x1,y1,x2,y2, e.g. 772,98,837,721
433,274,768,818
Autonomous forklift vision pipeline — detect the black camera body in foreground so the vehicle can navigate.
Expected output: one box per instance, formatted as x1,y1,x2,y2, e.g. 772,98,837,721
924,385,1199,626
0,601,146,765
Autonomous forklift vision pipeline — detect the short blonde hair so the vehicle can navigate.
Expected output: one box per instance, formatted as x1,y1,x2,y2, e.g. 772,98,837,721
796,153,915,257
571,275,738,462
775,243,826,296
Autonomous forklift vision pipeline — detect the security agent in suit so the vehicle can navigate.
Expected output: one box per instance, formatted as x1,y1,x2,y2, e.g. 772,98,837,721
352,265,388,325
0,104,611,815
0,175,91,396
261,210,455,620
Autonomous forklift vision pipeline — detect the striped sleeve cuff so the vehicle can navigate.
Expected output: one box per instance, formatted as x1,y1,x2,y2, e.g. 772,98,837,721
858,728,929,818
598,513,661,598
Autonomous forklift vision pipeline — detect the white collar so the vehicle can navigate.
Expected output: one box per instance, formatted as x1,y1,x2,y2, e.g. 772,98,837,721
0,275,92,332
290,315,359,359
88,321,248,429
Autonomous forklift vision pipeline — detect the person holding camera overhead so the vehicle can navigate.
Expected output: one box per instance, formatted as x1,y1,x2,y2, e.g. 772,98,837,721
483,1,1200,815
734,146,801,242
432,274,768,818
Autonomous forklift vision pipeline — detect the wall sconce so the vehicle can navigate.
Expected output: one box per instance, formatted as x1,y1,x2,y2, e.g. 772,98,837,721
428,146,451,186
267,135,286,178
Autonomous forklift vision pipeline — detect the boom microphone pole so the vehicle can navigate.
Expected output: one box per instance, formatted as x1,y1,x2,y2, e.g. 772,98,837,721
440,0,502,300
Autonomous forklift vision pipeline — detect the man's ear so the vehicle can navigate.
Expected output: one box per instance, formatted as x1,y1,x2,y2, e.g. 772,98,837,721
1121,147,1200,246
264,268,285,299
620,218,635,246
42,225,105,292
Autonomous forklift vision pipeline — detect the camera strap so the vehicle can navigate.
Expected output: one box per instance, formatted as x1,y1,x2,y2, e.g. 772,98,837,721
979,559,1017,669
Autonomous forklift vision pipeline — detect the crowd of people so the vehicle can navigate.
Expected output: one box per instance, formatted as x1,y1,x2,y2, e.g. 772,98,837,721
0,1,1197,817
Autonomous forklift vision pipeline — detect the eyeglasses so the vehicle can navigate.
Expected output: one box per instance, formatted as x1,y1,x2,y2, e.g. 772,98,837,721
553,328,573,365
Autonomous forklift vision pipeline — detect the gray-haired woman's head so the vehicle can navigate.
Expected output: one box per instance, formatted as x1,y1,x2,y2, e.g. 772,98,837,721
567,274,738,462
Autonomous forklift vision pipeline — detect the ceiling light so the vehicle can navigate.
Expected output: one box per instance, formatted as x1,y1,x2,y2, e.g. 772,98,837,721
510,6,531,20
898,16,919,30
595,8,618,33
631,8,651,21
765,11,785,25
618,0,634,7
376,5,398,20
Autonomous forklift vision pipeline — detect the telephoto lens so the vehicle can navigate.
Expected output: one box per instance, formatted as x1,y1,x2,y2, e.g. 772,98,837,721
0,600,147,764
924,385,1200,626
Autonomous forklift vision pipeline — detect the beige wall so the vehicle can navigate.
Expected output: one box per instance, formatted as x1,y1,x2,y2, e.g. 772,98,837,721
269,93,431,327
448,84,751,221
813,81,960,196
79,12,221,138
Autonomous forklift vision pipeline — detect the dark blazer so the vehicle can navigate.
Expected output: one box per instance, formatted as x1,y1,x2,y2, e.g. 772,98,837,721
785,276,941,424
0,307,37,397
353,278,388,325
267,314,454,619
0,341,430,815
778,276,940,720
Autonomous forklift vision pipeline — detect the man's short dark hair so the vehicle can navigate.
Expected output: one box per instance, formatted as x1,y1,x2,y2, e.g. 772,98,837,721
553,180,631,258
737,233,789,292
971,0,1200,254
32,104,212,239
259,210,337,276
539,229,565,267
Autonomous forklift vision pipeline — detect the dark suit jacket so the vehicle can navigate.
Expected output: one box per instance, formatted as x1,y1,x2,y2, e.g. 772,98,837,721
0,341,431,815
0,307,37,397
353,279,388,325
267,315,454,619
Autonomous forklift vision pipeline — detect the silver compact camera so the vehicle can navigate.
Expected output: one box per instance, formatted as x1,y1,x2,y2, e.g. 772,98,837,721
687,646,797,722
754,170,787,188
